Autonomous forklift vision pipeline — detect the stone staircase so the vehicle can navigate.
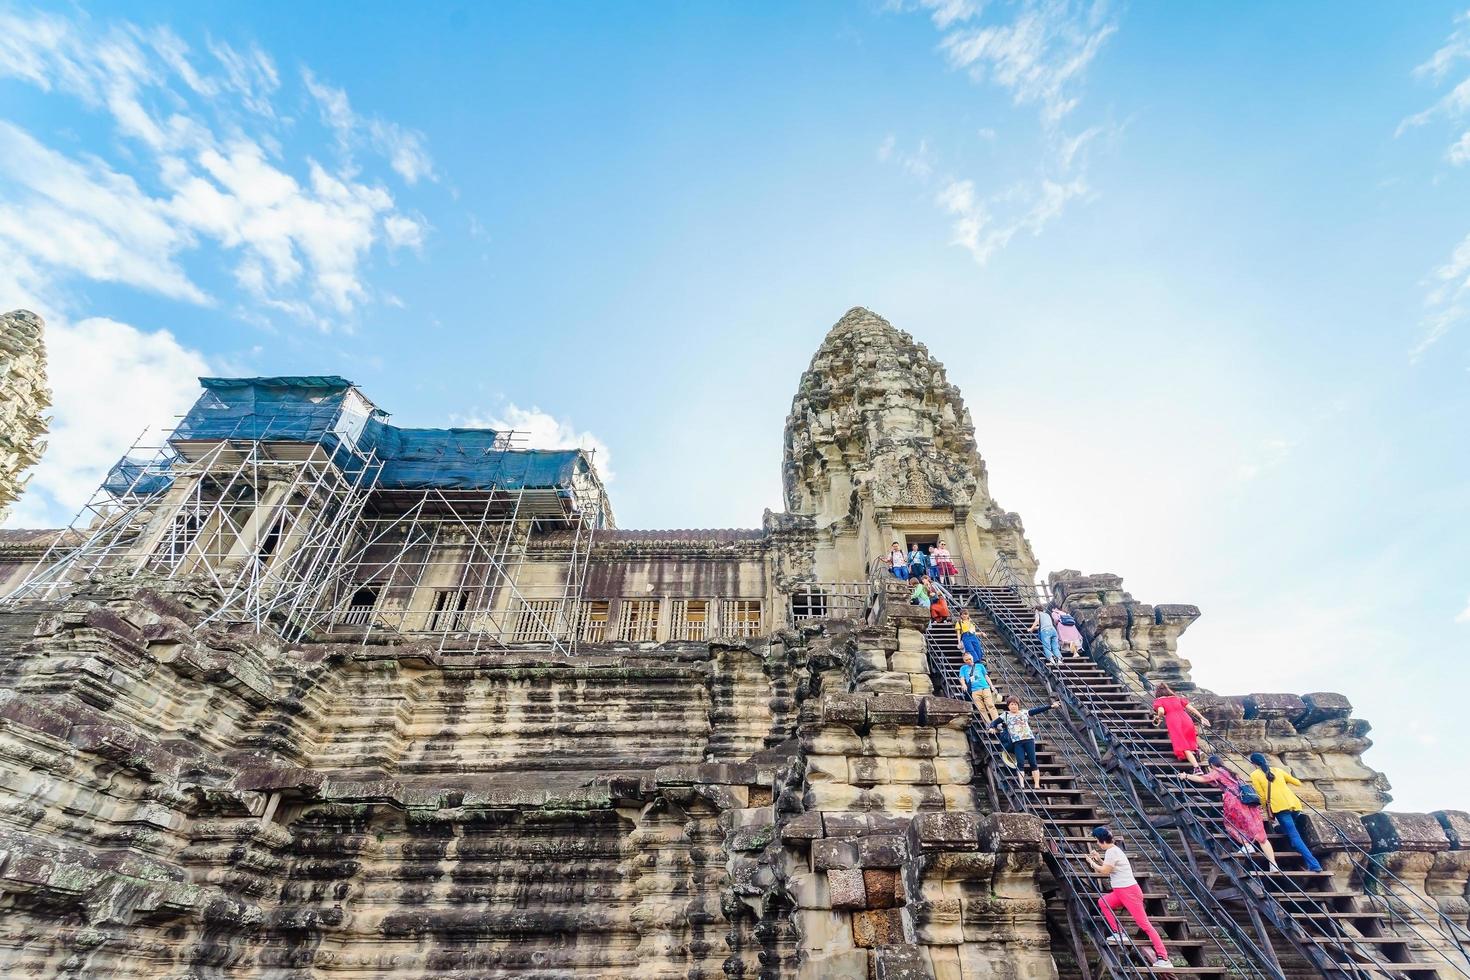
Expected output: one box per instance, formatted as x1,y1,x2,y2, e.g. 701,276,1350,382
967,584,1456,980
924,612,1267,980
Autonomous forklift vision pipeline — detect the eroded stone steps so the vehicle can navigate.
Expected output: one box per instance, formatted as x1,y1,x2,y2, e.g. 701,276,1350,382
926,622,1237,980
966,586,1444,980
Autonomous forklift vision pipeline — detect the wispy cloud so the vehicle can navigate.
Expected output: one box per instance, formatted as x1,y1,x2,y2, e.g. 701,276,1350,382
1401,12,1470,360
0,10,430,329
302,68,435,185
884,0,1117,264
1456,596,1470,624
466,405,614,483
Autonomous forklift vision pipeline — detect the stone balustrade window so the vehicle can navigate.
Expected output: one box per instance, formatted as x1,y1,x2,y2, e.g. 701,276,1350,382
339,585,380,626
580,600,610,642
671,599,710,641
510,599,562,642
789,588,827,622
616,598,660,642
427,588,471,632
721,599,763,637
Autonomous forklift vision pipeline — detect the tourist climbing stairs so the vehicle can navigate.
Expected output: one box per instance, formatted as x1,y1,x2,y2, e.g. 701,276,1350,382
923,607,1278,980
966,583,1466,980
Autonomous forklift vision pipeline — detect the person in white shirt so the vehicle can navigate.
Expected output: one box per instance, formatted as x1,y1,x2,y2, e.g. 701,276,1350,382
1085,827,1172,968
887,542,909,580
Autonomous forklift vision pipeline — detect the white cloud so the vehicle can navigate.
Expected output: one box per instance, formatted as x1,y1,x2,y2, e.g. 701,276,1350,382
1403,14,1470,361
935,174,1087,264
1410,230,1470,361
303,67,436,184
887,0,1116,265
0,122,207,304
1414,11,1470,83
467,405,615,483
5,316,209,528
1456,597,1470,624
0,10,431,329
939,0,1115,126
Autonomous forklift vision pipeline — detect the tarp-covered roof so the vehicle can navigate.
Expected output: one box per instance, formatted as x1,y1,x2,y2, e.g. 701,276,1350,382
102,456,175,496
358,420,582,491
154,376,597,496
173,376,367,443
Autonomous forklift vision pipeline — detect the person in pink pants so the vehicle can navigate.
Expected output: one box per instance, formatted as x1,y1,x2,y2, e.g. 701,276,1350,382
1085,826,1173,969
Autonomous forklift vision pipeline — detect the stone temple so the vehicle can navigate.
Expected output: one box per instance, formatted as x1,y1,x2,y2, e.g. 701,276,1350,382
0,307,1465,979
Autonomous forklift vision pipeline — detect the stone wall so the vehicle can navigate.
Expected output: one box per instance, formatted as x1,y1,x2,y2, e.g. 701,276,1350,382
1048,569,1391,814
0,574,1052,977
0,309,50,522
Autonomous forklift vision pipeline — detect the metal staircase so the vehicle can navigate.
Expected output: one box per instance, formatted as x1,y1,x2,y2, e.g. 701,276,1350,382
965,583,1467,980
923,610,1278,980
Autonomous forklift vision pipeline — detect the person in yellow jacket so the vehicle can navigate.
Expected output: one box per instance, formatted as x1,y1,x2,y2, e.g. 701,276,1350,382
955,611,984,661
1248,753,1322,872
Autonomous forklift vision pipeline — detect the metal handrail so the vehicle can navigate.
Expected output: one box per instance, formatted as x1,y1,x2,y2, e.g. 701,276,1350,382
970,578,1466,979
924,582,1276,980
995,555,1470,966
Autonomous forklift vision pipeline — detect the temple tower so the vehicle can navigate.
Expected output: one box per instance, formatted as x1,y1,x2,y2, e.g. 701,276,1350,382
0,310,50,522
782,306,1036,583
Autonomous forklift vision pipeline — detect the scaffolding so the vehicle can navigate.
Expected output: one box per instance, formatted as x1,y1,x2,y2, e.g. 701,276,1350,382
294,457,607,654
5,377,610,656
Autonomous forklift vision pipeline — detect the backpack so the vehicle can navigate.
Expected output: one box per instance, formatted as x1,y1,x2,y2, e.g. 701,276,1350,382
1059,614,1076,626
1237,783,1261,807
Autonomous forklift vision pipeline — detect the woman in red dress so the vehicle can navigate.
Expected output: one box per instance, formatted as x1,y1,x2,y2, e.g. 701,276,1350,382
1182,756,1279,871
1152,683,1208,772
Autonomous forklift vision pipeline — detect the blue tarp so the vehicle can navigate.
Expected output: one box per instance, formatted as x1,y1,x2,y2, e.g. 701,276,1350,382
172,376,365,442
359,419,581,490
167,376,590,493
102,456,175,496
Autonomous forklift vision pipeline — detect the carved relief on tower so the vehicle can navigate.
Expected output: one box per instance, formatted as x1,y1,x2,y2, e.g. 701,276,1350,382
783,308,1004,521
0,310,51,521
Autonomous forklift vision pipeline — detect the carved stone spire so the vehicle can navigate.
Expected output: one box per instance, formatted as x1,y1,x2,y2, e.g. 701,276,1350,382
0,310,51,521
782,307,985,515
782,307,1035,575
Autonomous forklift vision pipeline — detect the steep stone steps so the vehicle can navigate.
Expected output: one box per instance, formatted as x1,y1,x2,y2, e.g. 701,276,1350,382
925,618,1252,980
969,584,1448,980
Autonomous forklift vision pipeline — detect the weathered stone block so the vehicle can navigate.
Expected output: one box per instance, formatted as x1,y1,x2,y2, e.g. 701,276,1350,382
823,812,870,838
934,728,969,758
828,868,867,909
922,696,972,727
852,908,907,948
979,812,1044,852
1296,692,1353,728
870,694,921,725
911,811,981,850
823,693,869,725
1433,810,1470,850
813,839,858,871
863,868,899,909
802,728,864,755
848,756,893,786
806,754,850,784
1363,812,1451,853
872,943,930,979
857,834,907,868
782,811,825,841
868,726,938,758
1299,810,1371,852
797,950,869,980
788,870,831,909
1246,693,1307,722
910,898,964,945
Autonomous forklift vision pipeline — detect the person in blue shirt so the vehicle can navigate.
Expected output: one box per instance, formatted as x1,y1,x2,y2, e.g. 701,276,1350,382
958,651,997,722
906,543,926,580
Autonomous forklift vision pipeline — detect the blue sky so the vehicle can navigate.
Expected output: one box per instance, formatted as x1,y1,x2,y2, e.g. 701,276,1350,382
2,1,1467,811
